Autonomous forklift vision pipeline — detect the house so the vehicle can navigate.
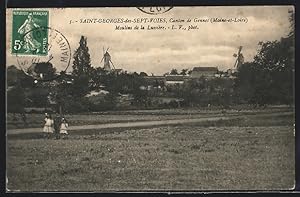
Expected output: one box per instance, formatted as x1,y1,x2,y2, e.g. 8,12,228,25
143,76,166,85
190,67,219,79
165,75,185,86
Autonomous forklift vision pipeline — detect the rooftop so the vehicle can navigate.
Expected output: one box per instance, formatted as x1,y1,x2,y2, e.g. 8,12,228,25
165,75,185,81
143,76,166,80
192,67,218,72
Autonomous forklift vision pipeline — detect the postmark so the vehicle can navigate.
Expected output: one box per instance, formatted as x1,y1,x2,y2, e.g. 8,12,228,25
12,10,49,55
15,26,72,82
137,7,173,15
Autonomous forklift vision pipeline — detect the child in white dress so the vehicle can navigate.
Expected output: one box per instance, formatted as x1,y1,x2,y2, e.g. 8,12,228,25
60,118,69,138
43,114,54,138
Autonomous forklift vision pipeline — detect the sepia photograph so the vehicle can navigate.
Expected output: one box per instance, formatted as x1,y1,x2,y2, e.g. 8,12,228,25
6,6,295,192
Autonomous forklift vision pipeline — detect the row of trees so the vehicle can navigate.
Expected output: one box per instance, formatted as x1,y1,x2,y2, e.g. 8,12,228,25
163,68,190,76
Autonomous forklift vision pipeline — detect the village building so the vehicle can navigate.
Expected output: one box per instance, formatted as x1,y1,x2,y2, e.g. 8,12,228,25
164,75,186,86
143,76,166,90
190,67,219,79
143,76,165,84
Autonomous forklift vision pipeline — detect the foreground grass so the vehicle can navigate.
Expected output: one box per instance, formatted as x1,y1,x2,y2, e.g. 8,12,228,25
7,124,294,191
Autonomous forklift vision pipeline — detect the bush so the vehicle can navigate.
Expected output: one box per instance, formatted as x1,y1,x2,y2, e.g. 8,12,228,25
86,93,118,112
63,98,91,113
7,86,25,113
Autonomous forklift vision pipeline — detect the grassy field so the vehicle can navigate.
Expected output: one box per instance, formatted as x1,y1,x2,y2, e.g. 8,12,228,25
6,108,295,191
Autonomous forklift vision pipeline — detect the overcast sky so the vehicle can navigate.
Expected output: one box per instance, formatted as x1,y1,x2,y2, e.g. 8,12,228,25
6,6,293,75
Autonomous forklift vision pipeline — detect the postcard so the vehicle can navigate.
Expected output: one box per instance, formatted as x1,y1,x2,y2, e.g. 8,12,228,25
6,6,295,192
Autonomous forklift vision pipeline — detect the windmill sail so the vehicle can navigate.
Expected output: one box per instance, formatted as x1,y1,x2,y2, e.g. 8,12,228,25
233,46,244,69
109,60,116,69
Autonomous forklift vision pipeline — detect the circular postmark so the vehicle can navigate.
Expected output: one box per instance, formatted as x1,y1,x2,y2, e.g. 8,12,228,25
16,26,72,82
137,7,173,15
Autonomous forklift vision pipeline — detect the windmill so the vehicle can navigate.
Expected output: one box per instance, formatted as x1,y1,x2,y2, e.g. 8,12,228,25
233,46,244,69
100,47,116,71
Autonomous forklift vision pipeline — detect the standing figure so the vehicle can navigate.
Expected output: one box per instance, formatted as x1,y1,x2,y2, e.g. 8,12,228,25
60,117,69,139
43,113,54,138
53,113,62,139
21,112,28,126
17,13,41,53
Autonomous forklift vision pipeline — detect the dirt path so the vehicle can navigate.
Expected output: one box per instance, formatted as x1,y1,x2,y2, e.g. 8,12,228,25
7,116,234,135
7,111,293,135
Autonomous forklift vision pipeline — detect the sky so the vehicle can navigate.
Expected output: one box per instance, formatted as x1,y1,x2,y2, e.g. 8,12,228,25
6,6,293,75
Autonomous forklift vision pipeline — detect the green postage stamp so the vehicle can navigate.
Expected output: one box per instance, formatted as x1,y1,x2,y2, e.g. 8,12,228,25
11,10,49,55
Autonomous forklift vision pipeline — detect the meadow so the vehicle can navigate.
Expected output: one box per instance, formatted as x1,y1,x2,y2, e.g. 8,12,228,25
6,107,295,191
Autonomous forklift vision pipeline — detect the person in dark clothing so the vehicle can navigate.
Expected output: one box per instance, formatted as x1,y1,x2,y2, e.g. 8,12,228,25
21,112,28,126
53,114,62,139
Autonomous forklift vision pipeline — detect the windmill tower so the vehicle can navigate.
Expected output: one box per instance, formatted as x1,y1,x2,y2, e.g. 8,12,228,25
233,46,244,70
100,47,116,71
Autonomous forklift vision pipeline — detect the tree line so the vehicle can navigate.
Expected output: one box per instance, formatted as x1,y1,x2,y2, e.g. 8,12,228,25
7,11,294,113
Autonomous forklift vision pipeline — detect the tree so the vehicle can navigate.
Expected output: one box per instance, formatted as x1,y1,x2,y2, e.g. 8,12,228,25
252,37,294,105
180,69,188,75
234,10,294,106
27,86,50,107
236,40,294,105
34,62,56,80
50,80,75,113
89,67,106,89
71,36,93,97
133,88,148,107
7,65,24,86
7,65,34,88
7,86,26,113
72,36,93,77
234,62,257,104
70,75,90,97
170,68,178,75
140,72,148,77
